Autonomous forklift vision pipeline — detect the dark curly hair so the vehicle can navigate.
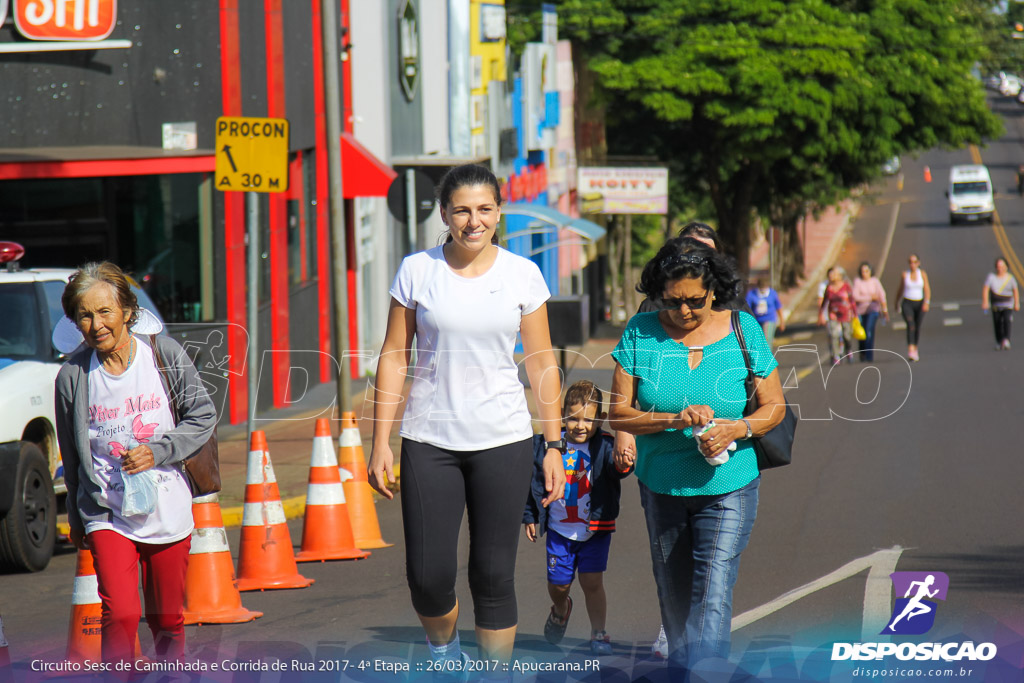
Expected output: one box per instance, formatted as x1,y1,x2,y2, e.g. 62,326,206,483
636,237,741,308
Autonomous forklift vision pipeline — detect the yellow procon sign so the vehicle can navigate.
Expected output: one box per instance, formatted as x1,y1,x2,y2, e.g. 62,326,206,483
215,116,289,193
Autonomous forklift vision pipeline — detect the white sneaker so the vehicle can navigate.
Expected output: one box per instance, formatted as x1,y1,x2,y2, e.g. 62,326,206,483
651,624,669,659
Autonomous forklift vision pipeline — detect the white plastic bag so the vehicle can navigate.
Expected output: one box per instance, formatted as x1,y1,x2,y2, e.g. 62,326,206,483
122,469,159,516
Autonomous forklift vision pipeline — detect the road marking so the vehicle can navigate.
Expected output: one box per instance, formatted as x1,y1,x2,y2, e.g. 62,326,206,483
943,317,962,326
942,302,959,311
791,331,813,341
971,145,1024,283
732,546,905,637
875,201,901,280
891,321,906,330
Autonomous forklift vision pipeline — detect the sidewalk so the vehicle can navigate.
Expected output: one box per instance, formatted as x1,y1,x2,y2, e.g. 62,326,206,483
207,200,858,526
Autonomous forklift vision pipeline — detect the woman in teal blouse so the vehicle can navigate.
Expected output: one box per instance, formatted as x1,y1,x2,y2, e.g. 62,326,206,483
608,238,785,672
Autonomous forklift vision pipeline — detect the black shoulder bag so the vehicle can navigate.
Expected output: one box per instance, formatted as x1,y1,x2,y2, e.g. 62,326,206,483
732,311,799,470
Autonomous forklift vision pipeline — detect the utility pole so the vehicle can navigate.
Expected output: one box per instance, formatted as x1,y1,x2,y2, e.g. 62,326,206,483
321,0,351,414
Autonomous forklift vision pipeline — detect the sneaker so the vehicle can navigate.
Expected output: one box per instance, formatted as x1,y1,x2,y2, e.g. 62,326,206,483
590,631,613,655
1003,340,1012,350
431,651,471,683
908,349,919,362
543,596,572,645
651,624,669,659
996,344,1003,351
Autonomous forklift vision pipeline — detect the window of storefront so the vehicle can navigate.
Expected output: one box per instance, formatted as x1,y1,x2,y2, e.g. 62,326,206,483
0,173,213,325
286,149,318,286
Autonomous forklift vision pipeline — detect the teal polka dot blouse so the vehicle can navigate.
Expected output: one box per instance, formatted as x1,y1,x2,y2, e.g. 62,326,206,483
612,310,778,496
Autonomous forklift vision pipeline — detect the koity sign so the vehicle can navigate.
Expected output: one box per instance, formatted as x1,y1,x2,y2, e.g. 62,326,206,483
2,0,117,41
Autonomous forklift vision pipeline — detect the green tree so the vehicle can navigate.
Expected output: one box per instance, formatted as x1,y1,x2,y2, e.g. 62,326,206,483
517,0,1002,279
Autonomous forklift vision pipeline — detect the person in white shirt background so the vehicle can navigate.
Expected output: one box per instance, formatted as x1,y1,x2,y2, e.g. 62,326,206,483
368,164,566,678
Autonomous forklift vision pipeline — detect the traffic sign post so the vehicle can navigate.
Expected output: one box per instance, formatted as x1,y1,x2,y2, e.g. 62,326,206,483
214,115,289,434
215,116,290,193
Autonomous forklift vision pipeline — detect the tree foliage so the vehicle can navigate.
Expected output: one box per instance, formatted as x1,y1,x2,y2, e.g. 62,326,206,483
511,0,1003,281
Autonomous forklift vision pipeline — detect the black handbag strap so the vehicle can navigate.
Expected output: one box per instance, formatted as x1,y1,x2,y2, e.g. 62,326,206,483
732,310,758,415
149,335,181,426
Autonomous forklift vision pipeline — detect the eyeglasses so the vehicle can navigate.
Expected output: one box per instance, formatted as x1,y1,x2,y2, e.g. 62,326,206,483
660,290,711,311
909,259,919,264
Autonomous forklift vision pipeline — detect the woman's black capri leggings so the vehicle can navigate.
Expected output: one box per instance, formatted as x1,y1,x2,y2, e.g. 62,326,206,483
400,437,534,630
901,298,926,345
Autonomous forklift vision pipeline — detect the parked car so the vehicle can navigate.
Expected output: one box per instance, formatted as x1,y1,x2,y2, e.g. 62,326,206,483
0,243,165,572
999,74,1022,96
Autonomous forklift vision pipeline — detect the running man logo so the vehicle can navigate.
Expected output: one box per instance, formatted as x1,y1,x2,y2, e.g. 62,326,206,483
881,571,949,635
14,0,117,41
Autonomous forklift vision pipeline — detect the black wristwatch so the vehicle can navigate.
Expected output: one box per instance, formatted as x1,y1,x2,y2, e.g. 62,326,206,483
544,439,567,454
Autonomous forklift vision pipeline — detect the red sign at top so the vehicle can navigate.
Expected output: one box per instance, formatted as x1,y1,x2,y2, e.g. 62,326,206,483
14,0,117,41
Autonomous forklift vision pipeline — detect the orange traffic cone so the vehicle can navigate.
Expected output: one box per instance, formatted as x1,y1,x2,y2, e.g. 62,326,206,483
0,612,11,682
337,411,392,548
924,165,932,183
236,431,314,591
295,419,370,562
66,549,104,664
66,549,144,664
183,494,263,624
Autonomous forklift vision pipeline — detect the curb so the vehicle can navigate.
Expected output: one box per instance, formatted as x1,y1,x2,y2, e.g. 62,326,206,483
782,202,861,321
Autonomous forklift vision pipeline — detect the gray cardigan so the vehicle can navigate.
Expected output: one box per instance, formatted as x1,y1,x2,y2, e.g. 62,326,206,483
55,334,217,534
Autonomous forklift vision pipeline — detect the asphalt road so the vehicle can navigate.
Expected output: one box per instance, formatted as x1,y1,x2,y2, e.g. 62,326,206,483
4,99,1024,683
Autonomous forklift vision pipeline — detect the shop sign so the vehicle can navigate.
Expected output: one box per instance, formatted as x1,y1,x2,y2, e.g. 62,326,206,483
13,0,117,41
397,0,419,101
215,116,290,194
577,167,669,215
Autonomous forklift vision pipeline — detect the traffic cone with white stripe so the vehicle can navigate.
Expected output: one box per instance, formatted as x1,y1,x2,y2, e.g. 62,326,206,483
183,494,263,624
66,549,142,663
337,411,392,548
295,419,370,562
0,612,11,683
235,431,314,591
66,548,103,663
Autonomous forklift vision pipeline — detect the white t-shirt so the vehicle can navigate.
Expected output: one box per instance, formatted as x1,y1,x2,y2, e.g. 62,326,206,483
389,245,551,450
86,340,194,543
548,439,594,541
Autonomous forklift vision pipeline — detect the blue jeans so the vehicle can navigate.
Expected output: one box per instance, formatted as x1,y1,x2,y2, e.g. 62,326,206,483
639,478,759,671
858,310,880,361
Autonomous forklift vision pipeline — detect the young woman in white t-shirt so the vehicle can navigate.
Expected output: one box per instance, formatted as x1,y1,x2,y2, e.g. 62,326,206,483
368,164,566,673
981,257,1020,350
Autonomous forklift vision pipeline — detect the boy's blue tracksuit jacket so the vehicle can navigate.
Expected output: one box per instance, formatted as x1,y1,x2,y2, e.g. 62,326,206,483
522,429,633,538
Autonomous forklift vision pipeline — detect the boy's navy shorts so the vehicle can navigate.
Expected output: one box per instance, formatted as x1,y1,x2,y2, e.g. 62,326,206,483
545,529,612,585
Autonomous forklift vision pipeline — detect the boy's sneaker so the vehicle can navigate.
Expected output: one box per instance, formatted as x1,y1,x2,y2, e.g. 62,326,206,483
543,596,572,645
590,631,613,655
651,625,669,659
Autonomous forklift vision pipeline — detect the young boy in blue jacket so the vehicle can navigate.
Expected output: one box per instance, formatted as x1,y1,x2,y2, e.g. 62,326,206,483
523,380,633,655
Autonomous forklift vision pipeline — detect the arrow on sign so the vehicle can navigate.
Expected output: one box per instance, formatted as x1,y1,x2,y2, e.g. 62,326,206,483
221,145,238,172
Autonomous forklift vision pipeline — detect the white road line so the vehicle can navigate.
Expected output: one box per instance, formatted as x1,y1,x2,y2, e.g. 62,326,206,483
791,332,813,341
943,317,962,326
892,322,907,330
732,546,905,633
942,302,960,311
875,201,901,281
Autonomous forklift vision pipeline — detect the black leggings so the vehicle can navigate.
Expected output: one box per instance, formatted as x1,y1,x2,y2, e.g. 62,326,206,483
400,437,534,630
993,308,1013,344
901,299,925,345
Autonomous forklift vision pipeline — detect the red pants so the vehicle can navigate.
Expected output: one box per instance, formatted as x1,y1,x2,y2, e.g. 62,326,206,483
88,529,191,664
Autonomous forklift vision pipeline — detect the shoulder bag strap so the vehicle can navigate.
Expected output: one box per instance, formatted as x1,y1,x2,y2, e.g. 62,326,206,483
732,310,758,415
149,335,180,426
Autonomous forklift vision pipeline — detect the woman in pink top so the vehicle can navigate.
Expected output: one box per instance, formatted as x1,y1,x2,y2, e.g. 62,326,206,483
851,261,889,362
818,266,857,365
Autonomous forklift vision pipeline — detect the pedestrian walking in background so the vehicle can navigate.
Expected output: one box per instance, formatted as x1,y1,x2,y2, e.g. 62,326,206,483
981,257,1019,350
894,254,931,361
851,261,889,362
54,262,217,672
746,277,786,346
367,164,565,676
608,237,786,673
818,266,856,365
523,380,633,656
1016,165,1024,197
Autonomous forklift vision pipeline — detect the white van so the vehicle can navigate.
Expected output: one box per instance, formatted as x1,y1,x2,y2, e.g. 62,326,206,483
947,165,994,224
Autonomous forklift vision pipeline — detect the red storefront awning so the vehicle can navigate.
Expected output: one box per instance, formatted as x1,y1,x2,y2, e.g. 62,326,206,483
341,133,396,198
